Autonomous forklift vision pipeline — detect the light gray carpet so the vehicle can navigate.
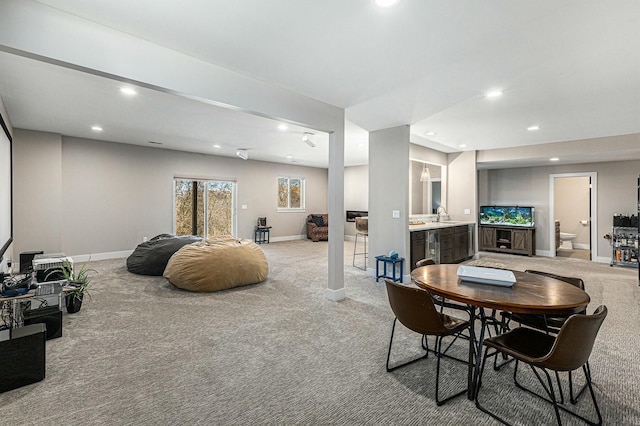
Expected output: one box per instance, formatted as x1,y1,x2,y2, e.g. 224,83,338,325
1,242,638,425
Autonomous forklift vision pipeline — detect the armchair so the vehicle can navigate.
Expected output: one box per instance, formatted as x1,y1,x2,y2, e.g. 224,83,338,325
306,214,328,242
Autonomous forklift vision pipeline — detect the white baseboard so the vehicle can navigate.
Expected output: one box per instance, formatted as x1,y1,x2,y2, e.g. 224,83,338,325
72,250,133,263
270,234,306,242
594,256,611,264
573,243,590,250
344,235,356,241
325,287,346,301
535,249,554,257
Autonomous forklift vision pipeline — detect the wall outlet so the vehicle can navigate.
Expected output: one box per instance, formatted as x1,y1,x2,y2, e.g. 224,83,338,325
464,208,471,215
241,204,247,209
392,210,400,219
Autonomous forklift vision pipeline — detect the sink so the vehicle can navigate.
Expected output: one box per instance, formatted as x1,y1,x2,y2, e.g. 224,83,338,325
438,220,462,224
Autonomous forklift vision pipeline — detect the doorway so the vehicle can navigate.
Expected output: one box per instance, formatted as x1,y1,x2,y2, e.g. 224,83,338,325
174,178,236,238
549,173,597,260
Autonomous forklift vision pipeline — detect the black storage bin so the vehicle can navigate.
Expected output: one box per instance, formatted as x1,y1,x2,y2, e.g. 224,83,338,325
19,250,43,274
0,324,46,393
24,306,62,340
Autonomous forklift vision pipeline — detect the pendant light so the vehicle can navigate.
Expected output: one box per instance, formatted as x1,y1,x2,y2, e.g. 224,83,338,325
420,163,431,182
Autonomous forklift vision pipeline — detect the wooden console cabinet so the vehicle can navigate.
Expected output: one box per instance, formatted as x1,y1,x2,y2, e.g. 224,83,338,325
479,225,535,256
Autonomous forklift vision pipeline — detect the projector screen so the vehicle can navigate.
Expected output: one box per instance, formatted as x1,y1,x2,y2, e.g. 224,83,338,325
0,111,12,259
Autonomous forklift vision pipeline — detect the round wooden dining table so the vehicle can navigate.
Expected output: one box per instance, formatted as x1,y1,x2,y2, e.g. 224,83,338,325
411,263,591,399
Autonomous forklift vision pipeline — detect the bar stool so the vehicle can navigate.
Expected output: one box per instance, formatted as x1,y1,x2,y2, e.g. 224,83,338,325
352,217,368,270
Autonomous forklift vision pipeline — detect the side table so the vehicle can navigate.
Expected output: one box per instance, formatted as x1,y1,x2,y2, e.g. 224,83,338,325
255,226,272,244
375,255,404,283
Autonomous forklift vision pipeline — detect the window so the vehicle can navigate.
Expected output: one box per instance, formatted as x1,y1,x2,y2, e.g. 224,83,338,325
277,177,305,210
174,178,236,237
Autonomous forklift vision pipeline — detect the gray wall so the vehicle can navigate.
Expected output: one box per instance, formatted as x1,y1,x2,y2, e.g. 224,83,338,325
480,160,640,260
447,151,477,221
13,129,328,259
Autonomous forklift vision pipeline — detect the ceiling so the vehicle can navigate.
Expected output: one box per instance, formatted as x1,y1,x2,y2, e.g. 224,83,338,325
0,0,639,168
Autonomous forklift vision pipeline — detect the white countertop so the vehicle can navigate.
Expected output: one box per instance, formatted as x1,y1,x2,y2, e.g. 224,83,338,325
409,221,475,231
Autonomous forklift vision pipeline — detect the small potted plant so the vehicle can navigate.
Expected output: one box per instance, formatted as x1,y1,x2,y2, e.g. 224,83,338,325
46,259,97,313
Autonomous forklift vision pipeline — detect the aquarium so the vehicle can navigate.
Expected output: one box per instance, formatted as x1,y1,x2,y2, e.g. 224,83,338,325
479,206,535,228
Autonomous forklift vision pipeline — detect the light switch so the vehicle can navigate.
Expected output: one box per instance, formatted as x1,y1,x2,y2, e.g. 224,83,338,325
241,204,247,209
464,208,471,215
392,210,400,219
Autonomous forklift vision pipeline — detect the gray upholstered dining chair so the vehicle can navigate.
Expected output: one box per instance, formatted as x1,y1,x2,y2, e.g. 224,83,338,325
475,305,607,426
384,278,470,406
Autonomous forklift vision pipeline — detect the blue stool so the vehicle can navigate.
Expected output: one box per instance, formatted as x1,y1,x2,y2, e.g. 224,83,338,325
375,255,404,283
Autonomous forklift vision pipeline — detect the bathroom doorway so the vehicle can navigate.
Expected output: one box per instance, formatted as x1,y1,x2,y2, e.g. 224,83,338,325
549,172,597,260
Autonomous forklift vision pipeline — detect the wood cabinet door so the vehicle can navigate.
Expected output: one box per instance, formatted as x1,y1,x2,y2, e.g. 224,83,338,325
480,227,496,249
512,229,530,251
454,231,469,262
410,231,425,269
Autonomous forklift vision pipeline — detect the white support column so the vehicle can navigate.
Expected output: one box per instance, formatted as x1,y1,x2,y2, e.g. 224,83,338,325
326,122,346,301
368,126,410,282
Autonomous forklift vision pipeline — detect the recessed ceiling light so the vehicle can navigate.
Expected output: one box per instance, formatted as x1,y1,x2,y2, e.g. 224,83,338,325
485,90,503,99
459,144,467,148
120,87,137,96
212,144,221,149
278,124,288,131
286,155,293,159
527,125,540,131
373,0,400,7
91,125,103,132
550,157,559,162
425,131,437,136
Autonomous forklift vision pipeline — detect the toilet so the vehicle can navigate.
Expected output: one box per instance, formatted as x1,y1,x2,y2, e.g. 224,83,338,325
559,232,577,250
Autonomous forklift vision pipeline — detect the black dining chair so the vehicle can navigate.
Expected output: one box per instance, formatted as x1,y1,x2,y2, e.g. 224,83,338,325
385,278,470,405
414,258,471,317
475,305,607,426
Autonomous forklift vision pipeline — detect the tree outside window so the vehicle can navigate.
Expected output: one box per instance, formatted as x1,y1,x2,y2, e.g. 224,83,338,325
278,177,304,210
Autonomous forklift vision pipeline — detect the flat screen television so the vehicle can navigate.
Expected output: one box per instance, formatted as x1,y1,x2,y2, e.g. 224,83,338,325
479,206,535,228
0,111,12,259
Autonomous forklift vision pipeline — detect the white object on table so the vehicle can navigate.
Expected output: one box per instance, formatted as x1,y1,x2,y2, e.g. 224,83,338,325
457,265,516,287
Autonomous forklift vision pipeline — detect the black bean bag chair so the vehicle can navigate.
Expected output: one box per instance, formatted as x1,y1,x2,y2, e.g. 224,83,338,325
126,234,202,276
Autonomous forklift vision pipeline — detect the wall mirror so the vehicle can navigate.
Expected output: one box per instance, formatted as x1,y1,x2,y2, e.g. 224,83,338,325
409,160,444,215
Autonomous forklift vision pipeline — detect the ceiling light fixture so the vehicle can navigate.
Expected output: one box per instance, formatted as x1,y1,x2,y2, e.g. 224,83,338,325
286,155,293,159
420,163,431,182
278,124,288,131
236,149,249,160
425,131,437,136
91,125,103,132
302,132,316,148
550,157,559,162
485,90,503,99
212,144,221,149
373,0,400,7
120,87,137,96
459,144,467,148
527,125,540,131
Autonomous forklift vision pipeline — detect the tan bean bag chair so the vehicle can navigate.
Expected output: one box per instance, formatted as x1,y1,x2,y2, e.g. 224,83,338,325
163,236,268,292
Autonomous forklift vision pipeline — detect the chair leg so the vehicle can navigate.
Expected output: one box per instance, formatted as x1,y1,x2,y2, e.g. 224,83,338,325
475,345,512,424
386,318,428,372
514,361,603,426
434,335,468,406
568,362,589,404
